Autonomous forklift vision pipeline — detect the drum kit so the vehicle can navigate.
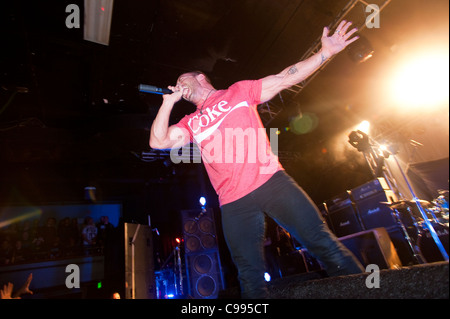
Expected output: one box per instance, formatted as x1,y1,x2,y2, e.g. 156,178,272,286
347,130,449,264
382,190,449,264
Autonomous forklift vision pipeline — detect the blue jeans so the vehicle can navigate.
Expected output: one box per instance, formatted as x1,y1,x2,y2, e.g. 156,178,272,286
220,170,364,299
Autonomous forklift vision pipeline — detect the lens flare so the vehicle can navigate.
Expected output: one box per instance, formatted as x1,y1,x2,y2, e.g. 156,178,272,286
289,112,319,135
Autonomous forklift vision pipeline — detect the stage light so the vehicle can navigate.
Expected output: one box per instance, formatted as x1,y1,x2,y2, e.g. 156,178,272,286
264,272,271,282
199,196,206,207
389,52,449,108
356,121,371,135
348,130,371,152
379,145,391,158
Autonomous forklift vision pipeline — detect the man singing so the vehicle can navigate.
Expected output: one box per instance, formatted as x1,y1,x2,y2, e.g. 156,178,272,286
150,21,364,299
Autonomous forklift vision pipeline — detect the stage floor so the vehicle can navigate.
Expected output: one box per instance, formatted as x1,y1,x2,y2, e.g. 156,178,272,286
219,261,449,299
270,261,449,299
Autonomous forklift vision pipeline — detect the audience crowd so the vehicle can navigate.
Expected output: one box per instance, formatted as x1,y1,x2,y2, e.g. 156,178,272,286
0,215,115,266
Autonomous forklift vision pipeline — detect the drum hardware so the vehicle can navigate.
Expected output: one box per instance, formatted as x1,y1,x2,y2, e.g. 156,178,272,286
416,222,449,263
432,191,449,226
437,189,449,196
389,153,448,262
425,207,444,225
156,239,185,299
348,129,448,262
382,203,426,264
380,199,431,210
381,199,446,224
381,195,450,264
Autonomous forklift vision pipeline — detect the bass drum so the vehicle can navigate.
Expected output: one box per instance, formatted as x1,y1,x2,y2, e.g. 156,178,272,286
417,223,449,263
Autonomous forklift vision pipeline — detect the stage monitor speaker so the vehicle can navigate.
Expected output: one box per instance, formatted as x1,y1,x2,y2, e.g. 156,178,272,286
181,208,224,299
326,192,364,237
339,227,402,269
124,223,155,299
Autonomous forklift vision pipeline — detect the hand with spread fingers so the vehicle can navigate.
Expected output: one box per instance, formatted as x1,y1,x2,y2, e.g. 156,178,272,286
321,20,359,59
0,273,33,299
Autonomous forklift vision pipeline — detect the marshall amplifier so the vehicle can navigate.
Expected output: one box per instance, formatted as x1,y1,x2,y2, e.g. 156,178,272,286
350,178,391,201
351,179,398,230
325,192,364,238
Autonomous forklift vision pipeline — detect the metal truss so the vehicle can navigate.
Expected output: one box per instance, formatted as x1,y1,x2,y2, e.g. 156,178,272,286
258,0,392,127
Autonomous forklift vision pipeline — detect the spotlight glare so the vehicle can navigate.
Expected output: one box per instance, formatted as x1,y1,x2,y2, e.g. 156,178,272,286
199,196,206,207
390,52,449,108
264,272,271,282
356,121,371,135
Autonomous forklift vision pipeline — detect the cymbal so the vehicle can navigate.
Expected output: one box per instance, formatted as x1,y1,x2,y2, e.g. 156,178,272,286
380,199,431,209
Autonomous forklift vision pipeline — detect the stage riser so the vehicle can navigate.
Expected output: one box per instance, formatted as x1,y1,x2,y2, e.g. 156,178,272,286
267,262,448,299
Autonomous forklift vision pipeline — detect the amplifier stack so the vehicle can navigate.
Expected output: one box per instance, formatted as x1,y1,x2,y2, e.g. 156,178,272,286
324,178,398,237
323,178,405,268
323,177,449,267
351,178,398,230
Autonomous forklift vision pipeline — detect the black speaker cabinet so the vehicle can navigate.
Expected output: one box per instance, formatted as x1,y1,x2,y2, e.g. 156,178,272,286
326,192,364,237
185,250,224,299
350,178,398,230
182,208,218,254
353,190,398,230
181,209,224,299
339,227,402,270
123,223,155,299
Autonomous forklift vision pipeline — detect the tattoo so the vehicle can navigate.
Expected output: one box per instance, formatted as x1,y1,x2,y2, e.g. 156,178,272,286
288,65,298,75
321,53,328,65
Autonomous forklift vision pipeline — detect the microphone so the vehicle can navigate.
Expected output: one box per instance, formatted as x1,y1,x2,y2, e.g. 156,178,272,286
139,84,172,95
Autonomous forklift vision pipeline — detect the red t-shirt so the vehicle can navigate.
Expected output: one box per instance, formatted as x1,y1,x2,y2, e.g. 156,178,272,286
175,80,283,206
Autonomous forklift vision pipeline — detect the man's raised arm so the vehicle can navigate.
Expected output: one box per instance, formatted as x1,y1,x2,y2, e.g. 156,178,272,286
260,20,359,103
149,90,188,150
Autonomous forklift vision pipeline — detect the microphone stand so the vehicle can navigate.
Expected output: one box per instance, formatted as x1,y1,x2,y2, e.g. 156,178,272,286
175,242,183,296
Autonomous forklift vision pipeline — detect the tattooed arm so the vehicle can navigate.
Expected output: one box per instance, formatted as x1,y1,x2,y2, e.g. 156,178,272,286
260,21,358,103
